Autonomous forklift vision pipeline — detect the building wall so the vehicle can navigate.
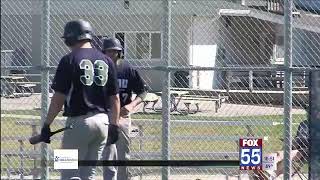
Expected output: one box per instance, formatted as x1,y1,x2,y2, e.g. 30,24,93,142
272,25,320,67
293,29,320,67
224,16,275,66
1,14,42,90
215,16,276,89
223,16,320,67
4,0,318,92
171,15,192,67
1,15,33,66
1,13,194,92
189,15,222,89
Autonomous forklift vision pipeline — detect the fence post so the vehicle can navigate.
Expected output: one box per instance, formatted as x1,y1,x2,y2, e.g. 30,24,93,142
40,0,51,179
283,0,293,179
309,71,320,179
161,0,171,180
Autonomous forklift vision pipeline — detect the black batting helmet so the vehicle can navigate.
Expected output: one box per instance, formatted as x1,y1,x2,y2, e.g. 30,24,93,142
62,19,93,46
102,37,123,51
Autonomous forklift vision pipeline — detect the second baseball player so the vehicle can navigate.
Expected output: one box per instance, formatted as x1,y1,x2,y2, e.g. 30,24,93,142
102,37,148,180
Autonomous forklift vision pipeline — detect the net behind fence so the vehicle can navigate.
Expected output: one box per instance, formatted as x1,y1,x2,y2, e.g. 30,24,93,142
1,0,319,179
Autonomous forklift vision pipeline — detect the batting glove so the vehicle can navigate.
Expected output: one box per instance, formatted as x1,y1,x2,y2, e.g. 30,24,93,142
107,124,120,145
40,124,51,144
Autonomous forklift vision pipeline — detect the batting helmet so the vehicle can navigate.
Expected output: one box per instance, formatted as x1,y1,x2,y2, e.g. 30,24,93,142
62,19,93,46
102,37,123,51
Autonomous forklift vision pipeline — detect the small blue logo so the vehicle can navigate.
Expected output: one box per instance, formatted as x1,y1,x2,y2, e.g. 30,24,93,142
54,156,60,162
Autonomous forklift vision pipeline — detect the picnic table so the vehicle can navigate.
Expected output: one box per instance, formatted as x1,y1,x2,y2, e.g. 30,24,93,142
142,90,228,114
1,75,24,97
0,75,36,98
142,93,160,112
1,75,25,82
155,90,189,113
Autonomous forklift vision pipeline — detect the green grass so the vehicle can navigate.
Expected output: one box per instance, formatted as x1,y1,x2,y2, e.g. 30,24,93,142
1,109,307,122
1,109,308,175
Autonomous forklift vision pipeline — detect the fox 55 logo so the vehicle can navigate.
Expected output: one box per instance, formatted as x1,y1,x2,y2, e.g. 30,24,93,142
239,138,262,170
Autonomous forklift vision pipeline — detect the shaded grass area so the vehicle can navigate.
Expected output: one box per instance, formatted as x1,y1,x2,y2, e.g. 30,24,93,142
1,110,307,175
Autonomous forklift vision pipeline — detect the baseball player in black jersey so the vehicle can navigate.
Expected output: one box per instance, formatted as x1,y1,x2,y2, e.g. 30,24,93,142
41,20,120,180
101,37,147,180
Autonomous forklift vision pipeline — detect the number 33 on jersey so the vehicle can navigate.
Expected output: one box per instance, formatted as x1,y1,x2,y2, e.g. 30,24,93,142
80,59,109,86
239,138,263,170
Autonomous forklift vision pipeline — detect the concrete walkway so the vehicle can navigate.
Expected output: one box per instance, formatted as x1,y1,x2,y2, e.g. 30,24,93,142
1,94,306,117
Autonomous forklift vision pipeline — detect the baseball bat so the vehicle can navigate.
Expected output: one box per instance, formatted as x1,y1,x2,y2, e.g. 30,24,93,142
29,126,72,145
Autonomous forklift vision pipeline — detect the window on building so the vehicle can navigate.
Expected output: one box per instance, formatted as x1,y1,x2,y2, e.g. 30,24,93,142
136,33,150,59
275,36,284,59
151,33,161,59
114,32,161,60
271,35,284,64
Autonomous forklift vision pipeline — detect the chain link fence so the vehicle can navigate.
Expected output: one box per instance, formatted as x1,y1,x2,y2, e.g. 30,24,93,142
1,0,320,179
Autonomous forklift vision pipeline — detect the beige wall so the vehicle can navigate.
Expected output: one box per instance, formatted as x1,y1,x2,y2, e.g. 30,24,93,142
170,15,192,67
1,13,195,91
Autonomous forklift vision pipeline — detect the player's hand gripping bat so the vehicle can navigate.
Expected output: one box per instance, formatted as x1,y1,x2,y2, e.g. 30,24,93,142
29,125,73,145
